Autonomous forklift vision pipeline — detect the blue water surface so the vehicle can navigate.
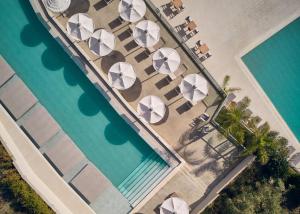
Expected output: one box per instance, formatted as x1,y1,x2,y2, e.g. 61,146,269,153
242,18,300,141
0,0,164,185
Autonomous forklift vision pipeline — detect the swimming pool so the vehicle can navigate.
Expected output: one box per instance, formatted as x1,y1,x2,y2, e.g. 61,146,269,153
0,0,169,200
242,17,300,141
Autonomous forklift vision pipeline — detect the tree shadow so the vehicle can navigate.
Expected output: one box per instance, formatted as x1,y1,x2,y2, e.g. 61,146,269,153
104,123,128,145
63,63,81,86
20,24,43,47
41,47,65,71
64,0,90,17
100,51,125,73
77,92,101,116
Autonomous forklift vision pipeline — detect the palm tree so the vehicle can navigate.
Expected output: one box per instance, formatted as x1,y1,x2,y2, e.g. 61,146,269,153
243,122,280,165
216,97,251,144
222,75,241,94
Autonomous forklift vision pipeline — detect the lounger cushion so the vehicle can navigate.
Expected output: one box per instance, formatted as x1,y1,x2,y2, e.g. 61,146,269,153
0,57,15,87
44,134,85,176
19,105,60,147
0,76,37,120
70,164,110,204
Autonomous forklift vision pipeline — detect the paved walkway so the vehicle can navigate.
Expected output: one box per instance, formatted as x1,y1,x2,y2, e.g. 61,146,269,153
151,0,300,167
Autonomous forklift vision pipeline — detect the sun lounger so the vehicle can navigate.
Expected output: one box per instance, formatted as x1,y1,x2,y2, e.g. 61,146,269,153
70,164,110,204
0,76,37,120
190,113,210,127
0,57,15,87
224,93,236,107
43,134,86,176
18,104,60,148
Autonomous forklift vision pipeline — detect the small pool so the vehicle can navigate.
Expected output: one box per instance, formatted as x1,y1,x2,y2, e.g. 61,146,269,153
242,17,300,141
0,0,168,190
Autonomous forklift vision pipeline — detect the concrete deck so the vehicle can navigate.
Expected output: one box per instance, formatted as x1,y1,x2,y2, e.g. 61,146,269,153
37,0,245,212
138,124,242,213
54,0,223,147
152,0,300,160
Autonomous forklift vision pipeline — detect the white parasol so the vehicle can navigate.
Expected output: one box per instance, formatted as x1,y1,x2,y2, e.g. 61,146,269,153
137,95,166,124
108,62,136,90
133,20,160,47
180,74,208,104
88,29,115,56
153,47,181,75
44,0,71,13
66,13,94,41
118,0,146,23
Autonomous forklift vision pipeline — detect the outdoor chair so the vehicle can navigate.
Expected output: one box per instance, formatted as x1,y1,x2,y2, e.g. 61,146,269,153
190,113,210,127
224,93,236,107
196,40,204,48
190,29,199,36
185,16,192,24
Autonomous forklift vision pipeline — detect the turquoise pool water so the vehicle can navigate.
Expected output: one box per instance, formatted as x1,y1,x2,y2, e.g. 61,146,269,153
0,0,167,186
242,18,300,141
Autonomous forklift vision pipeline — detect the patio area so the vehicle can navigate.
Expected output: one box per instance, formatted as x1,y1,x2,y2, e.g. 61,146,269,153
53,0,223,146
42,0,245,212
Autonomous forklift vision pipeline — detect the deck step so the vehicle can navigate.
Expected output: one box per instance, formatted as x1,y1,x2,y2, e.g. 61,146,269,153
117,152,171,206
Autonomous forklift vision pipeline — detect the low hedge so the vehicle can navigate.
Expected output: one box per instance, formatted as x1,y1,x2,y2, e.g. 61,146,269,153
0,143,54,214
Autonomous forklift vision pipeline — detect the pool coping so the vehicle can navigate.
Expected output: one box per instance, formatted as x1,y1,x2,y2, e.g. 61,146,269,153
235,12,300,148
29,0,187,211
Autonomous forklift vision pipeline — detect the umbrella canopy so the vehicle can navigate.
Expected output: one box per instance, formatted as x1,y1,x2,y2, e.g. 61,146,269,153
137,95,166,124
180,74,208,103
153,48,181,75
44,0,71,13
66,13,94,41
108,62,136,90
160,197,189,214
118,0,146,23
88,29,115,56
133,20,160,47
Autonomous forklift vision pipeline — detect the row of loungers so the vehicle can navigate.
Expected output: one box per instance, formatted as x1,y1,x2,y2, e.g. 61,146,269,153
0,57,130,213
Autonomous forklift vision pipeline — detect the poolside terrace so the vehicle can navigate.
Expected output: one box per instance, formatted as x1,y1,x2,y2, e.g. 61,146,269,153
37,0,247,212
53,0,223,147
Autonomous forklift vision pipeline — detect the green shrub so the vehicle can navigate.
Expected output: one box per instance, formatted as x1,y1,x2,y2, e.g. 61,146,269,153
0,143,53,214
